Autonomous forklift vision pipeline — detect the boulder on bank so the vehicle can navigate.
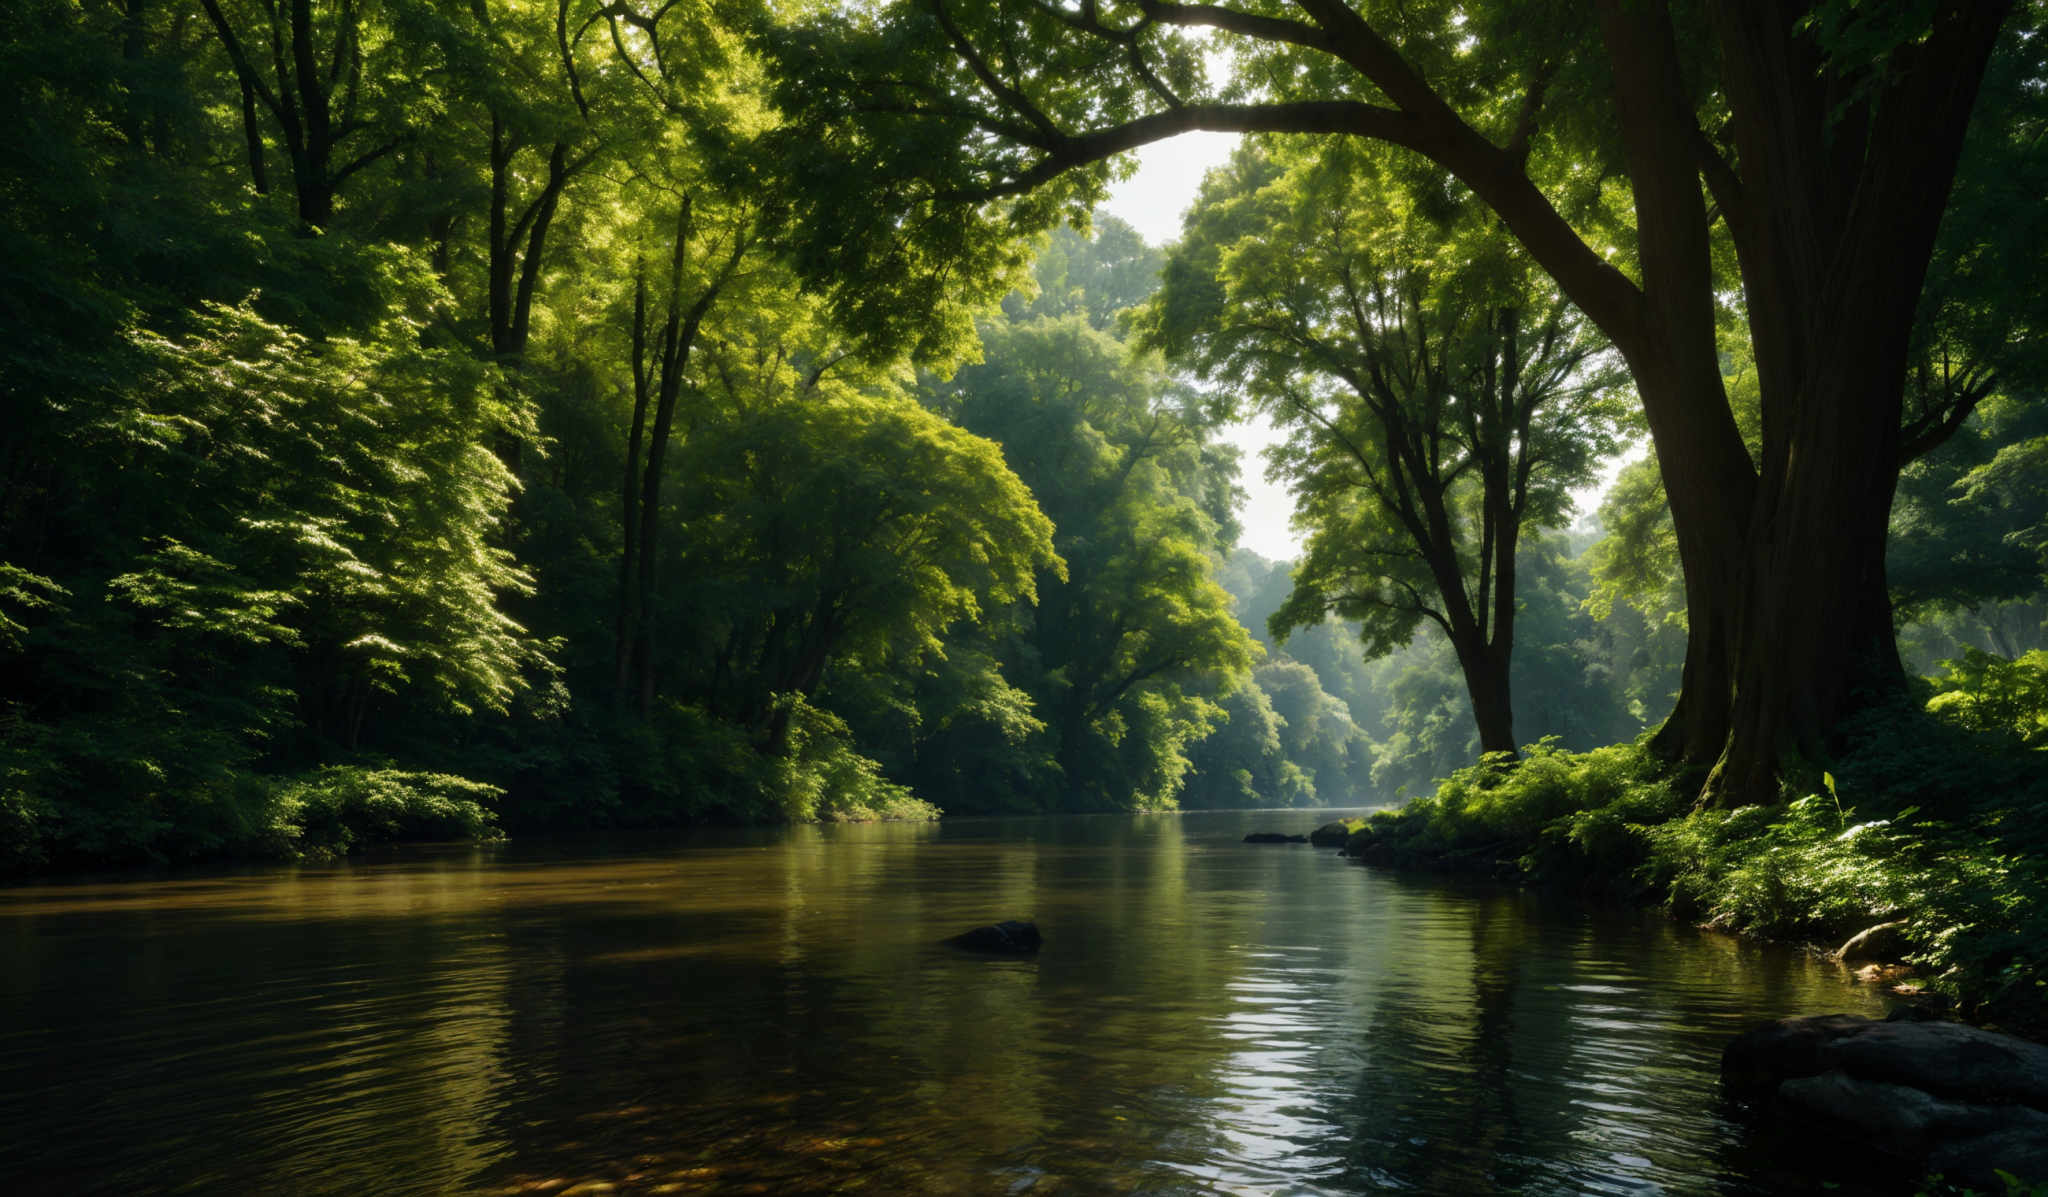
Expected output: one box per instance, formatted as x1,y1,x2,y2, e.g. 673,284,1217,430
1724,1013,2048,1186
945,920,1041,955
1243,832,1309,844
1836,918,1910,964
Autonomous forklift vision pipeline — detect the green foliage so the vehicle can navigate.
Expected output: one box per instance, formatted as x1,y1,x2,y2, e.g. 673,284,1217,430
0,758,504,873
914,231,1261,812
0,566,66,654
1350,741,1680,886
1145,136,1628,761
577,699,936,827
273,767,504,856
773,698,940,824
1643,778,2046,1033
1353,683,2048,1031
121,296,548,720
1645,796,1933,942
1892,396,2048,626
671,391,1060,702
1926,649,2048,746
1004,216,1164,331
1212,532,1678,805
1582,457,1683,625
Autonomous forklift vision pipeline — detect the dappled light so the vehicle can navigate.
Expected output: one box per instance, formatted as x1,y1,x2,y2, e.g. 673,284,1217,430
2,0,2046,1189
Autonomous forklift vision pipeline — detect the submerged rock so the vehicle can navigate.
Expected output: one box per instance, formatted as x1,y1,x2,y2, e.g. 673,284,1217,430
1243,832,1308,844
1724,1013,2048,1187
945,920,1041,955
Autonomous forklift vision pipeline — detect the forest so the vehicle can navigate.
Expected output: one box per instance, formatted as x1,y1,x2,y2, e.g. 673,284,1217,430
2,0,2045,1020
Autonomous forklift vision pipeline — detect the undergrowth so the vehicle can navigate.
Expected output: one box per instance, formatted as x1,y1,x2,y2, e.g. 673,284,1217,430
1345,679,2048,1034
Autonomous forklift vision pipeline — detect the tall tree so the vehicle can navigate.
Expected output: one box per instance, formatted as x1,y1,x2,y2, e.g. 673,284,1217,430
1149,140,1624,755
768,0,2025,802
614,193,751,711
669,392,1061,753
928,297,1257,809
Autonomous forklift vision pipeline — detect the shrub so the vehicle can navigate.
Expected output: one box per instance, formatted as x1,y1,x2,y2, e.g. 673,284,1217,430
775,697,939,823
1347,739,1680,888
1349,723,2046,1031
1926,649,2048,747
269,767,503,857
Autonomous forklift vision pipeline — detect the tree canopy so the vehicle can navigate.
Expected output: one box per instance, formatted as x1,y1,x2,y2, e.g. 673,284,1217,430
765,0,2030,802
2,0,2046,875
1147,137,1628,753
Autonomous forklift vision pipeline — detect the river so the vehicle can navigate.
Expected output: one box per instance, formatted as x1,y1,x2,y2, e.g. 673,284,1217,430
1,809,1890,1194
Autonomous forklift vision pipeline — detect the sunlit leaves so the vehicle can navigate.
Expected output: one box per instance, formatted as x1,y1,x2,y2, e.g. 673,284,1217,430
1153,137,1626,657
120,293,548,719
670,391,1061,725
933,259,1257,808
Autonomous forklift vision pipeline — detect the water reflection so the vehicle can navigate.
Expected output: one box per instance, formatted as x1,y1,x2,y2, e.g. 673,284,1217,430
0,812,1891,1194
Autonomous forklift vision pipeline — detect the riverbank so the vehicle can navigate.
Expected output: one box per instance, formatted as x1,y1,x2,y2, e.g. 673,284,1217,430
1310,716,2048,1039
0,760,941,880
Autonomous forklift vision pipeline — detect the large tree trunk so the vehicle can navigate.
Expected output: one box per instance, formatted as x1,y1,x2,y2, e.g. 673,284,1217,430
1454,638,1516,757
1628,363,1751,771
1708,325,1915,799
1596,0,2008,803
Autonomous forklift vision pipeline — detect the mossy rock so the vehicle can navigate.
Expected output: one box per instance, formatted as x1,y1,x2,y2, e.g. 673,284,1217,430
1309,818,1368,847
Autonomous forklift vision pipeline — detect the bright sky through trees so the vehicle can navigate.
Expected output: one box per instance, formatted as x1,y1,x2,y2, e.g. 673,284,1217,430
1104,133,1635,563
1103,131,1308,561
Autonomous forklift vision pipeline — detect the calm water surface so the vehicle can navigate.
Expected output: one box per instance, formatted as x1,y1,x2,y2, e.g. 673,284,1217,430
1,809,1889,1195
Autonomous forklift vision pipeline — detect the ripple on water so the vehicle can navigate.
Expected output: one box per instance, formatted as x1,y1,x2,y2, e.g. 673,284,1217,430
0,811,1892,1195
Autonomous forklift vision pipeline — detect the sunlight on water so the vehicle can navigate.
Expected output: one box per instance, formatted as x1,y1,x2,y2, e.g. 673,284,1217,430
0,811,1890,1194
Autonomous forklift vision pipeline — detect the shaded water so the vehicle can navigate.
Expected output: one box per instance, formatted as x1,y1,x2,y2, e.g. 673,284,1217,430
1,810,1887,1195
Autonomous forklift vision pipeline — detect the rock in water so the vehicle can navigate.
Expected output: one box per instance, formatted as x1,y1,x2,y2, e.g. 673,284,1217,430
1723,1013,2048,1187
1243,832,1309,843
1308,820,1359,847
946,920,1041,954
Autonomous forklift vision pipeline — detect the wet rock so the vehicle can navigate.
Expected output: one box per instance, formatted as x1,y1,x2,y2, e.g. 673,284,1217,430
1819,1019,2048,1107
1722,1013,1874,1096
1929,1125,2048,1187
1774,1071,2048,1153
1724,1014,2048,1187
1243,832,1308,843
1346,833,1395,866
945,920,1041,954
1836,919,1910,964
1308,821,1360,848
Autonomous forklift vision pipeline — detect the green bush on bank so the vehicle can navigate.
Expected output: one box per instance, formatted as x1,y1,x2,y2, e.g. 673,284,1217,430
495,695,940,832
1925,649,2048,746
0,763,504,872
1345,683,2048,1030
1346,739,1682,888
271,768,504,857
774,697,941,823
